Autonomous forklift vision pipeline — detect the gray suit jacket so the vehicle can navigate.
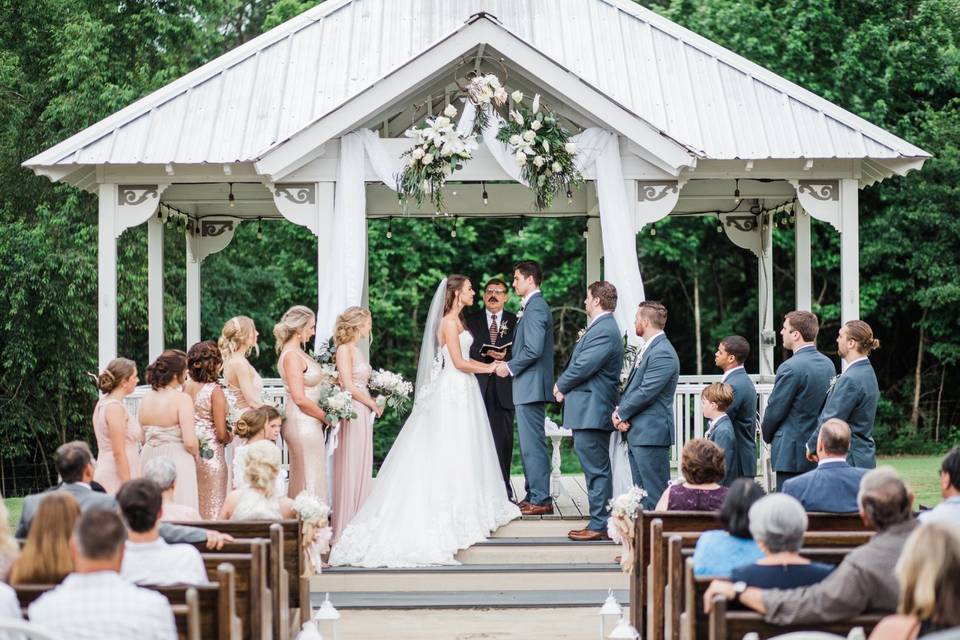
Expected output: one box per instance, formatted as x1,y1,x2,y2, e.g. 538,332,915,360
507,292,555,405
618,334,679,446
706,414,739,487
724,367,758,477
16,483,207,544
556,313,623,431
761,347,836,473
808,359,879,468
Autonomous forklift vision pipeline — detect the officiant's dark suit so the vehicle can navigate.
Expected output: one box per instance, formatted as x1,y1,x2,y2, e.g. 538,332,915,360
468,290,518,500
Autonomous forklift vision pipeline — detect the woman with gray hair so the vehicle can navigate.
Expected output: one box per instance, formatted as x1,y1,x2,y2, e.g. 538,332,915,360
143,457,202,521
730,493,834,588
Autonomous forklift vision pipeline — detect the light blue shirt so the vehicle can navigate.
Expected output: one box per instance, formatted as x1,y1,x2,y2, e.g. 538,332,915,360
692,529,764,577
918,495,960,526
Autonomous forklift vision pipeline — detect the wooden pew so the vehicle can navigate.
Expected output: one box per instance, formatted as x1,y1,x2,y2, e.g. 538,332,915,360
199,543,270,640
175,519,305,636
155,564,242,640
630,510,867,632
650,525,872,640
708,595,883,640
15,580,216,640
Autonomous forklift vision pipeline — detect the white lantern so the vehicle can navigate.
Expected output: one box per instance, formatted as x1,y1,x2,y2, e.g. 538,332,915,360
608,616,640,639
598,590,623,638
313,593,340,640
296,621,324,640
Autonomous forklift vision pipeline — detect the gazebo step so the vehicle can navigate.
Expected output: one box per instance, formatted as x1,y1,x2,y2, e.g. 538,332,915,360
313,588,630,609
491,518,590,537
457,537,617,564
311,562,628,592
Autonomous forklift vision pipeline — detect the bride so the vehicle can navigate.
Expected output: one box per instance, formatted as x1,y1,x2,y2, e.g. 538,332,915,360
329,275,521,567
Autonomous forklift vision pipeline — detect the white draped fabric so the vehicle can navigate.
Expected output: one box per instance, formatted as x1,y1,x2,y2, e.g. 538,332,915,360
316,105,646,342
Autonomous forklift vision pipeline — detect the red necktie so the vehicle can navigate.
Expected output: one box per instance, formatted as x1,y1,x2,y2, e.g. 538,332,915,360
489,315,498,345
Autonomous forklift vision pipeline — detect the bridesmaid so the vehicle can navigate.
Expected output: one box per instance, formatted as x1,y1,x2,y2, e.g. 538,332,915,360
138,349,200,512
184,341,232,519
92,357,144,493
220,316,265,410
331,307,381,542
275,305,329,499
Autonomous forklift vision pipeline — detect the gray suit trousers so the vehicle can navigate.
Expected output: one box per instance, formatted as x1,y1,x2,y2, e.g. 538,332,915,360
516,402,551,505
572,428,613,531
627,444,670,510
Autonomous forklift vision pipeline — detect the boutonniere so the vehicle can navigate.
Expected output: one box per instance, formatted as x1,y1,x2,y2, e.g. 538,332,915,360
827,374,841,394
499,321,509,338
517,309,523,320
576,328,586,342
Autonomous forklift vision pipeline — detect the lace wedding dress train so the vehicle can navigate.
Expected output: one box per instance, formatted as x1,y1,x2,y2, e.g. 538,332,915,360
329,331,520,568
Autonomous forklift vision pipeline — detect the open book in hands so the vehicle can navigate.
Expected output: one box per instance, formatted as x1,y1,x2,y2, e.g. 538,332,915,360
479,342,512,356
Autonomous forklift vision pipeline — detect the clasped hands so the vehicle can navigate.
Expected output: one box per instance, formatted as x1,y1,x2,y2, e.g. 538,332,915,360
611,407,630,432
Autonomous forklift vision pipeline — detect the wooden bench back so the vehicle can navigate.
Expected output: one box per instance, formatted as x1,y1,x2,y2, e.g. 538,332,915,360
708,596,882,640
631,510,867,631
200,544,270,640
154,563,241,640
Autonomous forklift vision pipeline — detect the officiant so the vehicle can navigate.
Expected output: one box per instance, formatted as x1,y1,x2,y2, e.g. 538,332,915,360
468,278,518,501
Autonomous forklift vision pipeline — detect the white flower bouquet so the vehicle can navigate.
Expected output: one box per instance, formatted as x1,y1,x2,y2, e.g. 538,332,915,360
606,485,648,574
223,387,244,434
196,428,215,460
368,368,414,415
464,73,508,134
311,337,336,365
496,92,583,210
293,492,333,575
397,105,479,211
318,386,357,424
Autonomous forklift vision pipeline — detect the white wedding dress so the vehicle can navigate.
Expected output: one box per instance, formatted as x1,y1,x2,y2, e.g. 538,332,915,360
329,330,520,568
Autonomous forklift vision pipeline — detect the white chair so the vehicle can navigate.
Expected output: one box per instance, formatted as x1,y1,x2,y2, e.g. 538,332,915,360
0,619,60,640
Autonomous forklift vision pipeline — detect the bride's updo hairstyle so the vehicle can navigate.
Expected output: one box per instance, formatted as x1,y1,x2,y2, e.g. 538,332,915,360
243,440,281,497
145,350,188,390
219,316,258,359
334,306,372,347
443,274,470,317
234,405,282,440
94,358,137,393
844,320,881,354
273,305,315,354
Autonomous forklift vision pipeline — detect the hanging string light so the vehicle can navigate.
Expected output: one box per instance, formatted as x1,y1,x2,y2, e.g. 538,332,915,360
733,178,741,205
567,188,574,205
228,183,236,208
450,216,458,238
650,223,657,236
716,215,723,233
256,217,263,240
481,182,488,206
582,219,589,239
518,216,526,237
385,217,393,239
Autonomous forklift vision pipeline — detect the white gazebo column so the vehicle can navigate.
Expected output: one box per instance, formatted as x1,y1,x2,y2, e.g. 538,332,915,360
185,232,201,347
97,184,119,370
758,211,775,377
586,184,603,284
147,216,165,361
794,202,812,312
839,178,859,323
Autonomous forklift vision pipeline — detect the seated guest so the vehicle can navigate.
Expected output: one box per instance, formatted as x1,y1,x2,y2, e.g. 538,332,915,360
918,446,960,525
782,419,867,512
869,523,960,640
704,467,918,624
692,479,766,577
0,499,19,582
16,441,114,537
220,441,295,520
143,457,202,522
655,438,729,511
28,509,176,640
731,493,834,588
9,492,80,585
701,382,739,487
16,442,229,547
118,479,207,586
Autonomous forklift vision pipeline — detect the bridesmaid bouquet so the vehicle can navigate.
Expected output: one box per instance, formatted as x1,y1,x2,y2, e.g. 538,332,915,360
293,492,333,575
196,430,215,460
368,368,414,415
318,387,357,424
606,486,648,574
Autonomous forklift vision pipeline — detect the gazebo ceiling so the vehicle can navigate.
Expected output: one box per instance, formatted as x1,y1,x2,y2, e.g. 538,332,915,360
25,0,929,187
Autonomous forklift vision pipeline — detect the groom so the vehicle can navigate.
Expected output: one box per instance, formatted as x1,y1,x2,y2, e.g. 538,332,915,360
495,261,554,515
554,281,623,540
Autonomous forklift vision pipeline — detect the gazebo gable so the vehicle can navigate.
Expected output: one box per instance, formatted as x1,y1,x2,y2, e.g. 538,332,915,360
254,13,699,182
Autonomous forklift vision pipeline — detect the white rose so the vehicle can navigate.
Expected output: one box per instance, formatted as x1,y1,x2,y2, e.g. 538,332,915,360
494,88,508,103
489,76,502,90
509,134,522,146
565,142,577,154
412,147,425,160
443,104,457,118
511,110,524,126
552,162,563,173
421,153,434,165
435,116,450,128
515,151,527,166
511,90,523,103
533,156,544,168
407,157,417,167
522,130,536,142
530,120,542,131
532,94,541,114
543,140,551,154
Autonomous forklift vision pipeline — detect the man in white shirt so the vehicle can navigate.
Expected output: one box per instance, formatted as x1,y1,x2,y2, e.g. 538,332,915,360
919,446,960,525
28,508,177,640
118,479,208,586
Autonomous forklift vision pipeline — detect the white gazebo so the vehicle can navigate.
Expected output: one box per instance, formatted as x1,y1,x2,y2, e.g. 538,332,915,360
25,0,928,401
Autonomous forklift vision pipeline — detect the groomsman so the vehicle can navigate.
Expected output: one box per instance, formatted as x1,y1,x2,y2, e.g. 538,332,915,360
807,320,881,469
714,336,758,480
613,301,679,509
761,311,836,490
495,261,555,516
467,278,518,500
554,281,623,541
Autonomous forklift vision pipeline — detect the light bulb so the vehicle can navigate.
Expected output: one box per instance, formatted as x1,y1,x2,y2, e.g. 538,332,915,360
386,230,392,239
650,226,657,236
